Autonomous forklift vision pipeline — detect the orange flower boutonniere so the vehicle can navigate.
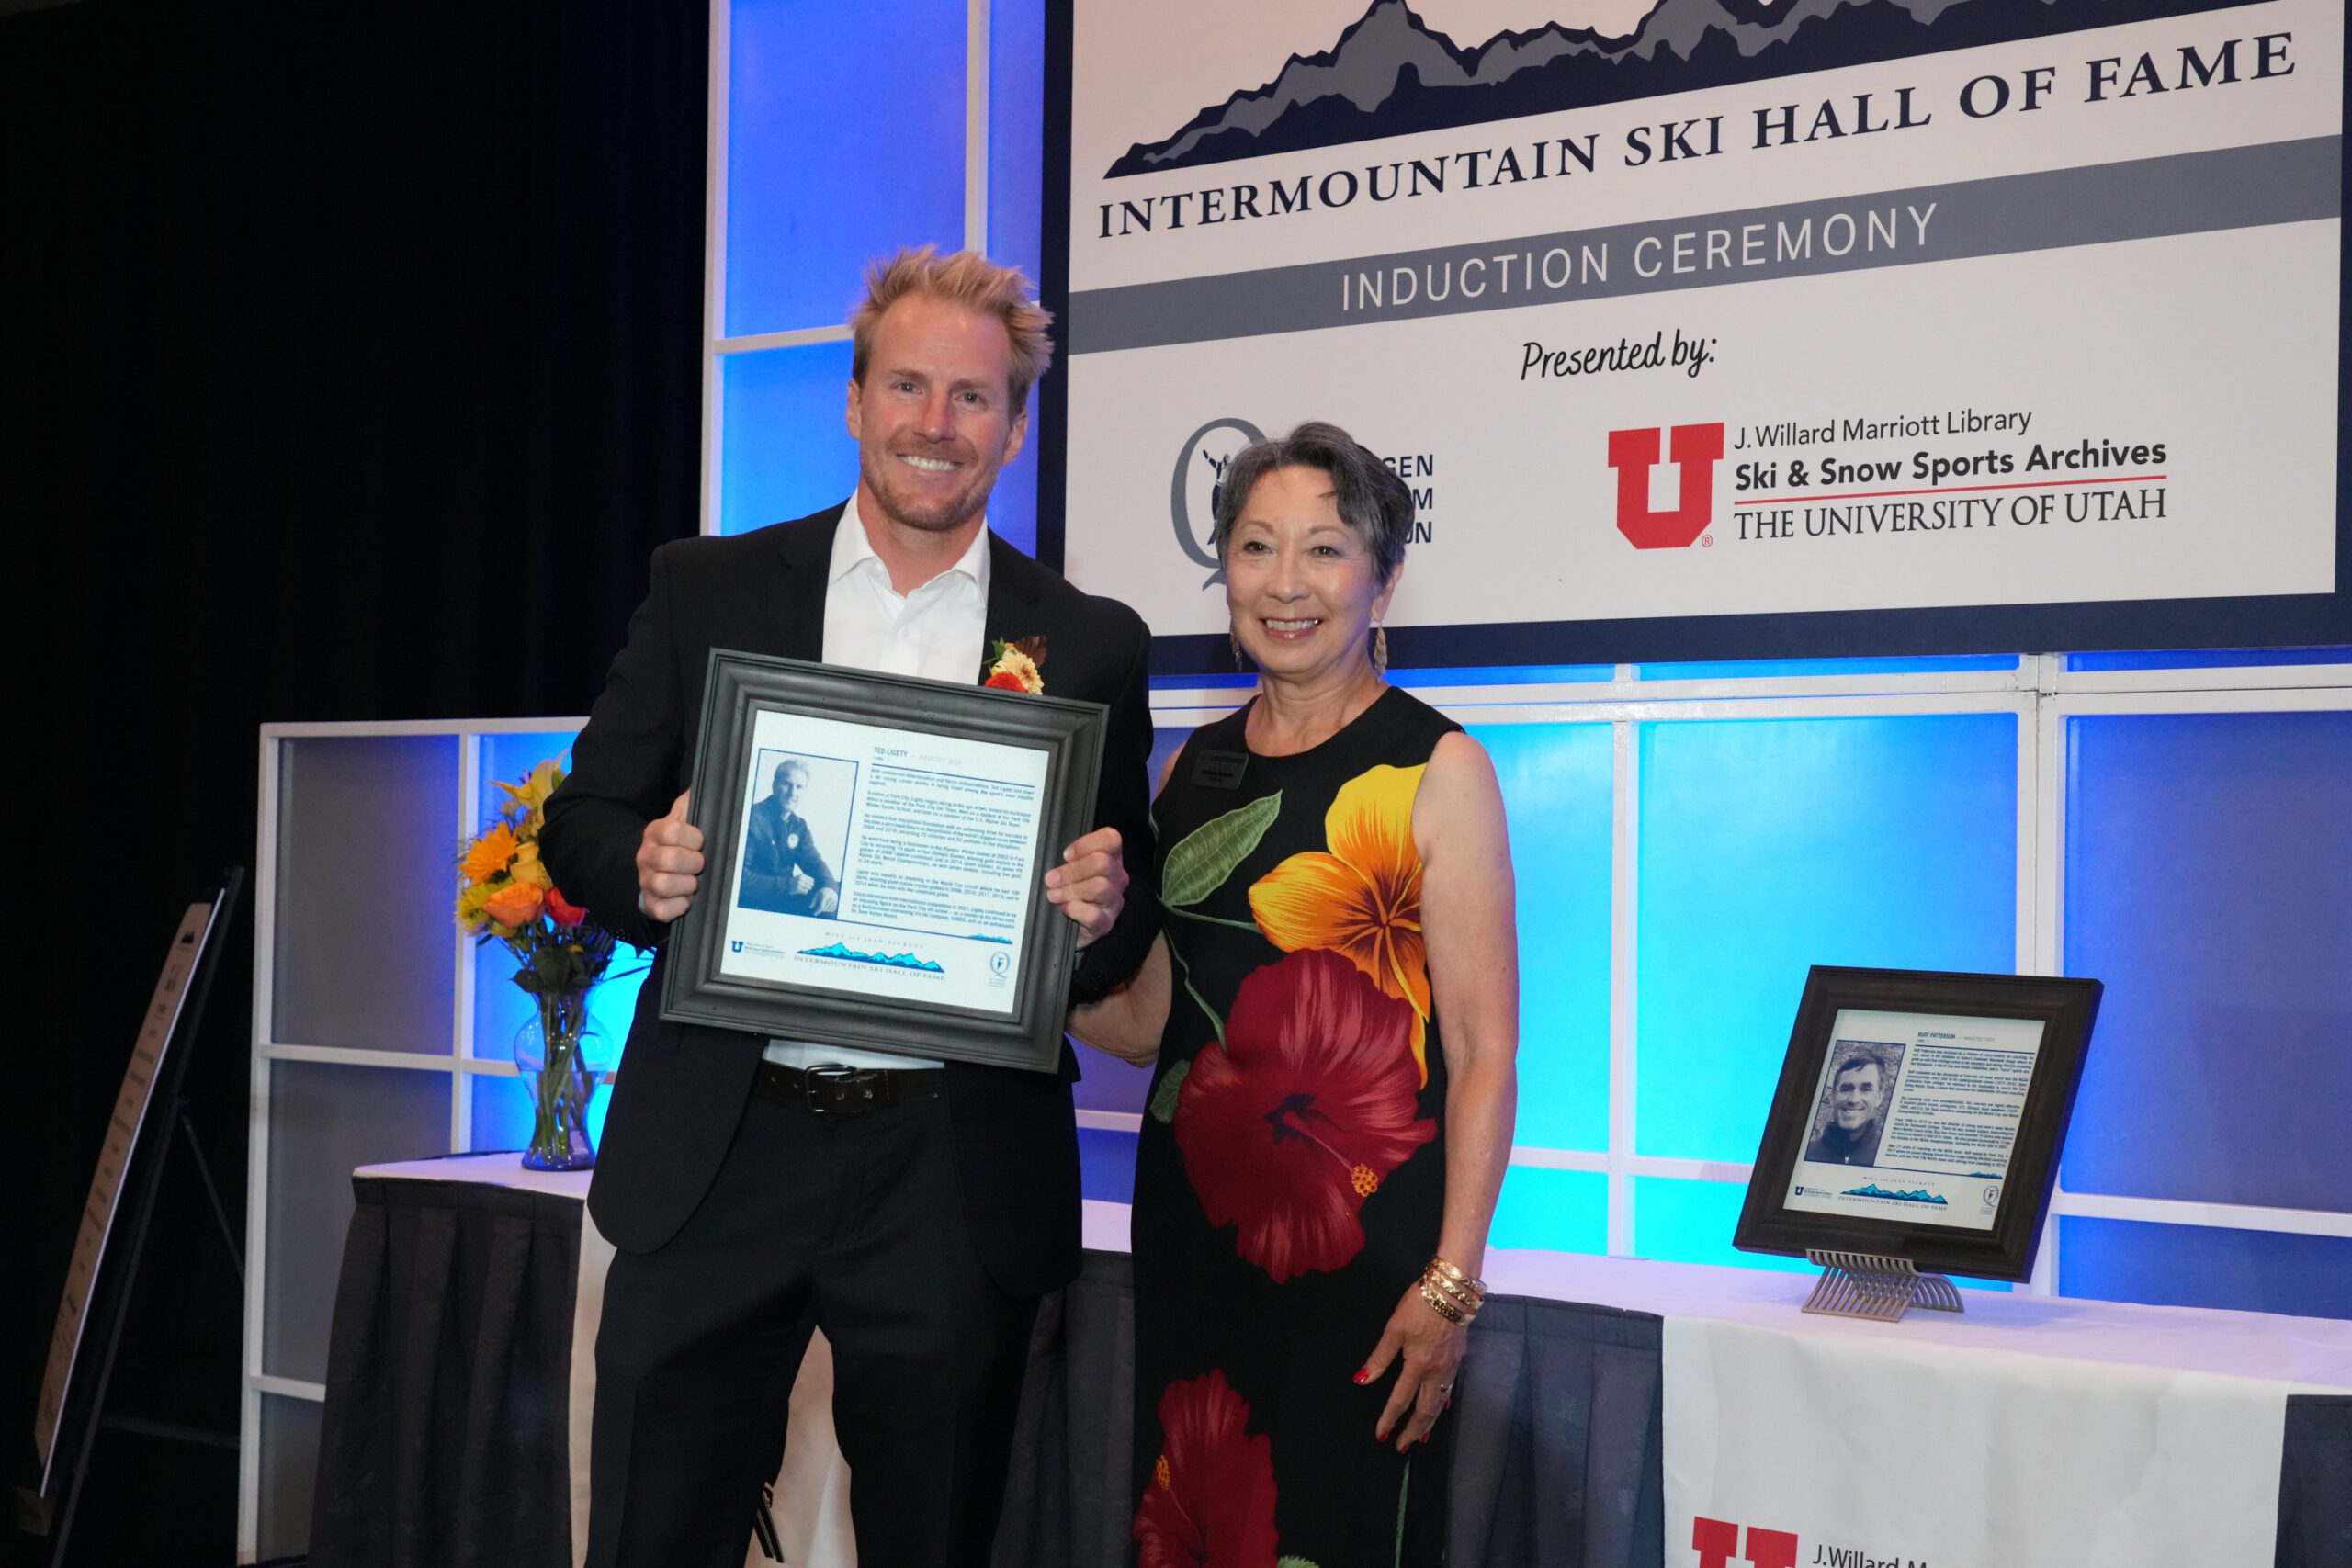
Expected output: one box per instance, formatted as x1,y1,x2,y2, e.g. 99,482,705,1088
982,636,1047,694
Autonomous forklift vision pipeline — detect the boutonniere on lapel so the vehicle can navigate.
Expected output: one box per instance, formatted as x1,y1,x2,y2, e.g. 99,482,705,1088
982,636,1047,694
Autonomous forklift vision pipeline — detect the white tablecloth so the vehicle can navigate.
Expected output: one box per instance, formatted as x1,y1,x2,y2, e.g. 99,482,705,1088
357,1157,2352,1568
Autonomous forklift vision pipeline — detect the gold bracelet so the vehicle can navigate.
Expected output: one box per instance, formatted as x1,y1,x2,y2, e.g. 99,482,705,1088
1417,1279,1466,1324
1427,1256,1487,1294
1424,1269,1484,1314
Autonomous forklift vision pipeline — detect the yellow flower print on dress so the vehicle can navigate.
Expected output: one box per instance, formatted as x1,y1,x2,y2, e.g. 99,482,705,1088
1245,762,1432,1083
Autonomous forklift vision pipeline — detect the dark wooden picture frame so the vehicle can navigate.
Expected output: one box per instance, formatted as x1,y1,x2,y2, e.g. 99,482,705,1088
662,650,1105,1073
1734,965,2103,1281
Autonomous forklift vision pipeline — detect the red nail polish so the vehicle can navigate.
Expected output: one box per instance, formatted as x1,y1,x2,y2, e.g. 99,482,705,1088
1351,1370,1369,1384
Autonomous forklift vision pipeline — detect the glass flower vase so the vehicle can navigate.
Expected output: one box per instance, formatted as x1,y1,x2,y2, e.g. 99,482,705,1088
512,988,600,1170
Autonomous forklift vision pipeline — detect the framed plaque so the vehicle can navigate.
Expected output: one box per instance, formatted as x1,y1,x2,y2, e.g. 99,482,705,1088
662,650,1106,1072
1734,966,2102,1281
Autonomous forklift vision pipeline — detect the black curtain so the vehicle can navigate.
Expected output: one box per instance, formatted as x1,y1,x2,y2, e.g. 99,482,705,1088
1,2,706,1559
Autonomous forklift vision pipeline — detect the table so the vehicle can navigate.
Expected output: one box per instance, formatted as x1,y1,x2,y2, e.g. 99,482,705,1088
307,1154,2352,1567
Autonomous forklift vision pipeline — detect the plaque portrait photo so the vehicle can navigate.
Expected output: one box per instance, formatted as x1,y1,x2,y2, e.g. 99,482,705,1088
1735,966,2102,1280
663,651,1106,1071
735,750,853,919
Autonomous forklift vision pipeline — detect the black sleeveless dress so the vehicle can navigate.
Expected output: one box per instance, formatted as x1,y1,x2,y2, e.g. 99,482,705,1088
1131,686,1462,1568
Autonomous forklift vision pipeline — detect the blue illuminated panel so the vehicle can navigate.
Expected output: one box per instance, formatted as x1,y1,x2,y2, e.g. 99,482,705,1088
2063,712,2352,1213
472,729,650,1087
2060,1216,2352,1320
1393,664,1615,687
718,340,1036,554
984,0,1046,557
1075,725,1206,1114
1640,655,2018,680
2067,647,2352,671
1468,722,1612,1152
987,0,1044,288
1637,716,2018,1162
719,341,859,536
1080,1125,1137,1204
1489,1167,1607,1255
724,0,965,336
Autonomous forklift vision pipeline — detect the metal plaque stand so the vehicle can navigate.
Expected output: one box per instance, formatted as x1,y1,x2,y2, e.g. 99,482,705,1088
1801,1247,1964,1322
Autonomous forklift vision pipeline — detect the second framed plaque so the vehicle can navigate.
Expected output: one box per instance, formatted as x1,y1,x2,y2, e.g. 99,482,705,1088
662,650,1106,1072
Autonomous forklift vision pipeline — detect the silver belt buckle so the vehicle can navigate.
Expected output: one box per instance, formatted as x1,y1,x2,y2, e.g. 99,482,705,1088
802,1063,881,1115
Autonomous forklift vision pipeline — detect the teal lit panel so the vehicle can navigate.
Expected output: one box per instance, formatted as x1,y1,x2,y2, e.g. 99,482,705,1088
1633,1178,1810,1272
1634,1176,2011,1288
1489,1166,1607,1255
469,1073,616,1157
719,341,859,536
724,0,964,336
1467,722,1612,1152
1636,715,2018,1162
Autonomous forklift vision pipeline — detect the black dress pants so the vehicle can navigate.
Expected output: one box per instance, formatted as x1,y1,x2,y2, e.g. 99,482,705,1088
585,1088,1039,1567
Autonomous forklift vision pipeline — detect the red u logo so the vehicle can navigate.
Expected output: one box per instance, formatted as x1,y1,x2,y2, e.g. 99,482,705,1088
1609,423,1725,549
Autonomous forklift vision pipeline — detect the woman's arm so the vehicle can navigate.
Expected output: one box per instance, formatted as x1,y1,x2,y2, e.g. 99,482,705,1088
1068,742,1187,1065
1067,933,1172,1065
1419,729,1520,1278
1359,728,1520,1449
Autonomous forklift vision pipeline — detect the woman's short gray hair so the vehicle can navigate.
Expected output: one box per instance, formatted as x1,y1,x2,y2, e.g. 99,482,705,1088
1211,421,1414,584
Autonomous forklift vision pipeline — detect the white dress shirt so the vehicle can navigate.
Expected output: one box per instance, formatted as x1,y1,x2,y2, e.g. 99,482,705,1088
762,495,990,1072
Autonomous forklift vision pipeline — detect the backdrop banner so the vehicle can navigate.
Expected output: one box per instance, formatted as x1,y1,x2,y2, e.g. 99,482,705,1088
1661,1314,2290,1568
1046,0,2350,669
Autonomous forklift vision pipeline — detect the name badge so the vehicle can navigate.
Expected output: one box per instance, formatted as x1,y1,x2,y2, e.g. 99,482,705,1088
1193,749,1249,790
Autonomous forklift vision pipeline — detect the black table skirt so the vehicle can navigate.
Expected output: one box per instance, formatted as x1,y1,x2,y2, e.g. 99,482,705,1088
991,1258,1665,1568
312,1179,584,1568
310,1172,2350,1568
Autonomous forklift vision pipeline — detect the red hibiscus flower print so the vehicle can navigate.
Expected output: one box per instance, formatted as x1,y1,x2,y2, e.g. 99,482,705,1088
1175,949,1436,1282
1134,1370,1280,1568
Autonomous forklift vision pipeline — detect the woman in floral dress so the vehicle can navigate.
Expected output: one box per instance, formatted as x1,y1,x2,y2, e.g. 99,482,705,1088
1073,423,1521,1567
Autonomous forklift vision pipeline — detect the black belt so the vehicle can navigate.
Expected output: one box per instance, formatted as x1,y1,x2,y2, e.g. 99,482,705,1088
752,1058,944,1115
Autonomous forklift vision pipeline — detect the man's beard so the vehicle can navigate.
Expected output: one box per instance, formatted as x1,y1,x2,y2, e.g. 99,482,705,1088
863,446,1001,534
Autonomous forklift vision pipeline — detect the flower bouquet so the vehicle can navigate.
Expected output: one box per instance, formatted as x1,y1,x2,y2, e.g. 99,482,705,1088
457,758,616,1169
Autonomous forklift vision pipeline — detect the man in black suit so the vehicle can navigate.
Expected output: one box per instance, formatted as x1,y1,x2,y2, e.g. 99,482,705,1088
737,758,838,917
540,248,1157,1568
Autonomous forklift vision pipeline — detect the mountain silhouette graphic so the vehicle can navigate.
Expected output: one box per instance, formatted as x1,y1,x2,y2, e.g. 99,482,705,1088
798,941,944,973
1844,1182,1947,1202
1106,0,2268,176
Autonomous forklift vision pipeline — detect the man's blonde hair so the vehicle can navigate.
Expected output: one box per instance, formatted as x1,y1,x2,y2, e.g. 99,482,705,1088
849,247,1055,408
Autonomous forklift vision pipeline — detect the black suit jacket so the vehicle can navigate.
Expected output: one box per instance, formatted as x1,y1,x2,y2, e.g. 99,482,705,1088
541,505,1158,1297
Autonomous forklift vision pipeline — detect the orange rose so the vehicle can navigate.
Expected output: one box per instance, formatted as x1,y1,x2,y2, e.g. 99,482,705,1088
984,670,1029,691
547,887,590,929
481,881,545,929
